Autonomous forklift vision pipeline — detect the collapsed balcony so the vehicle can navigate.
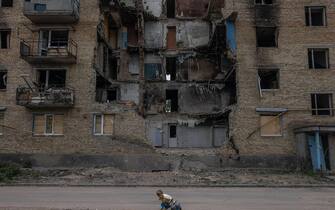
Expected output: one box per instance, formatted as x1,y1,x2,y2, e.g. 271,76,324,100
23,0,80,24
20,39,78,64
16,87,75,109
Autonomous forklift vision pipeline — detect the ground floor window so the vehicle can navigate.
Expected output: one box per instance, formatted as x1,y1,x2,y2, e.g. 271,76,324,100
260,115,282,137
33,114,64,136
93,114,114,135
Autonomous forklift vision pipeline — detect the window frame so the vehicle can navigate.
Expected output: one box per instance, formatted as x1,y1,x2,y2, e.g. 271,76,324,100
308,48,329,69
0,29,11,49
39,30,69,49
260,114,283,137
33,113,65,136
93,114,115,136
258,69,280,90
311,93,334,116
36,68,67,89
305,6,327,27
1,0,13,7
0,70,7,90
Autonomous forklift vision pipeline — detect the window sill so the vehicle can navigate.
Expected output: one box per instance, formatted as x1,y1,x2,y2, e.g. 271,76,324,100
261,89,279,92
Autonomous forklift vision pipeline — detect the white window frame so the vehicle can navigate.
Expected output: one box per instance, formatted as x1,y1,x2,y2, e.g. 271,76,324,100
40,29,69,49
93,114,104,136
311,93,334,116
308,48,329,69
33,113,64,136
306,6,326,27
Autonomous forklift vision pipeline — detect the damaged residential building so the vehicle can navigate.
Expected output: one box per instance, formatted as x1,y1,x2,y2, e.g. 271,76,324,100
1,0,335,173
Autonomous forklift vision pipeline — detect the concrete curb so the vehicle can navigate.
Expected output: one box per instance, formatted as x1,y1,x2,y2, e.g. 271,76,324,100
1,183,335,188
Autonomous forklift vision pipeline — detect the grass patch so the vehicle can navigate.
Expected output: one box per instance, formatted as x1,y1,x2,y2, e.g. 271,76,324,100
0,162,21,182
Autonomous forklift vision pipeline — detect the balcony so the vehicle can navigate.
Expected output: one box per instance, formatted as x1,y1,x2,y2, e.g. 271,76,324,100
23,0,80,24
20,40,77,64
16,87,75,109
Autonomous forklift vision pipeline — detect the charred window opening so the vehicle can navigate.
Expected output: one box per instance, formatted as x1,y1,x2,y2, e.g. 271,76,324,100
102,46,108,73
305,6,326,26
0,30,10,49
167,0,175,18
1,0,13,7
169,125,177,138
256,27,277,47
166,89,178,112
167,26,177,49
0,71,7,90
110,56,118,80
308,48,329,69
107,88,118,102
166,57,176,81
96,74,118,103
255,0,273,5
311,94,333,116
258,69,279,90
37,69,66,90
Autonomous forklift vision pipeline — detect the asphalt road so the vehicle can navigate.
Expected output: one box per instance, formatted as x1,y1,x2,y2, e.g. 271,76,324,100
0,187,334,210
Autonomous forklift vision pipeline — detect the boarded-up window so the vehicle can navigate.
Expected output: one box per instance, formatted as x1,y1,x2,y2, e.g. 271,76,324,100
260,115,282,136
33,114,64,136
0,112,4,135
167,26,176,49
104,115,114,135
94,114,114,135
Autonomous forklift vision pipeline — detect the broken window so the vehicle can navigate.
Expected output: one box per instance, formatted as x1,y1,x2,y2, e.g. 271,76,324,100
0,30,10,49
0,111,4,135
311,94,333,116
93,114,114,136
167,26,177,49
37,69,66,90
166,57,176,81
256,27,277,47
107,88,118,102
33,114,64,136
145,63,162,80
169,125,177,138
167,0,175,18
258,69,279,90
308,48,329,69
34,3,46,11
1,0,13,7
0,71,7,90
260,115,282,137
166,89,178,112
305,6,326,26
110,56,118,80
255,0,273,5
40,30,69,48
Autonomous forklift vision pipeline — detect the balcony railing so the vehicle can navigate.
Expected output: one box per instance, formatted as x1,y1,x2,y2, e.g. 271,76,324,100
24,0,80,24
20,40,78,64
16,87,75,108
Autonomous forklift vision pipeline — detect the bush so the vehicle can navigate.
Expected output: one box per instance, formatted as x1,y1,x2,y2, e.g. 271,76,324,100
0,162,21,182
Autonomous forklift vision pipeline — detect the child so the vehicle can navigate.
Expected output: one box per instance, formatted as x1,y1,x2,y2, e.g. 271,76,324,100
156,189,182,210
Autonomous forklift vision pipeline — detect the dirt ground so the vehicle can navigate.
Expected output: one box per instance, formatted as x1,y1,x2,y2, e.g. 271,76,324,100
7,167,335,186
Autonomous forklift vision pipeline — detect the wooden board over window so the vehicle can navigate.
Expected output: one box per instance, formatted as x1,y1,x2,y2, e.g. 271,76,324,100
260,115,282,136
33,114,64,136
103,114,114,135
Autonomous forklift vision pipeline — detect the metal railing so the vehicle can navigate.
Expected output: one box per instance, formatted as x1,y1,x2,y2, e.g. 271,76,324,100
20,39,78,59
16,86,75,107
